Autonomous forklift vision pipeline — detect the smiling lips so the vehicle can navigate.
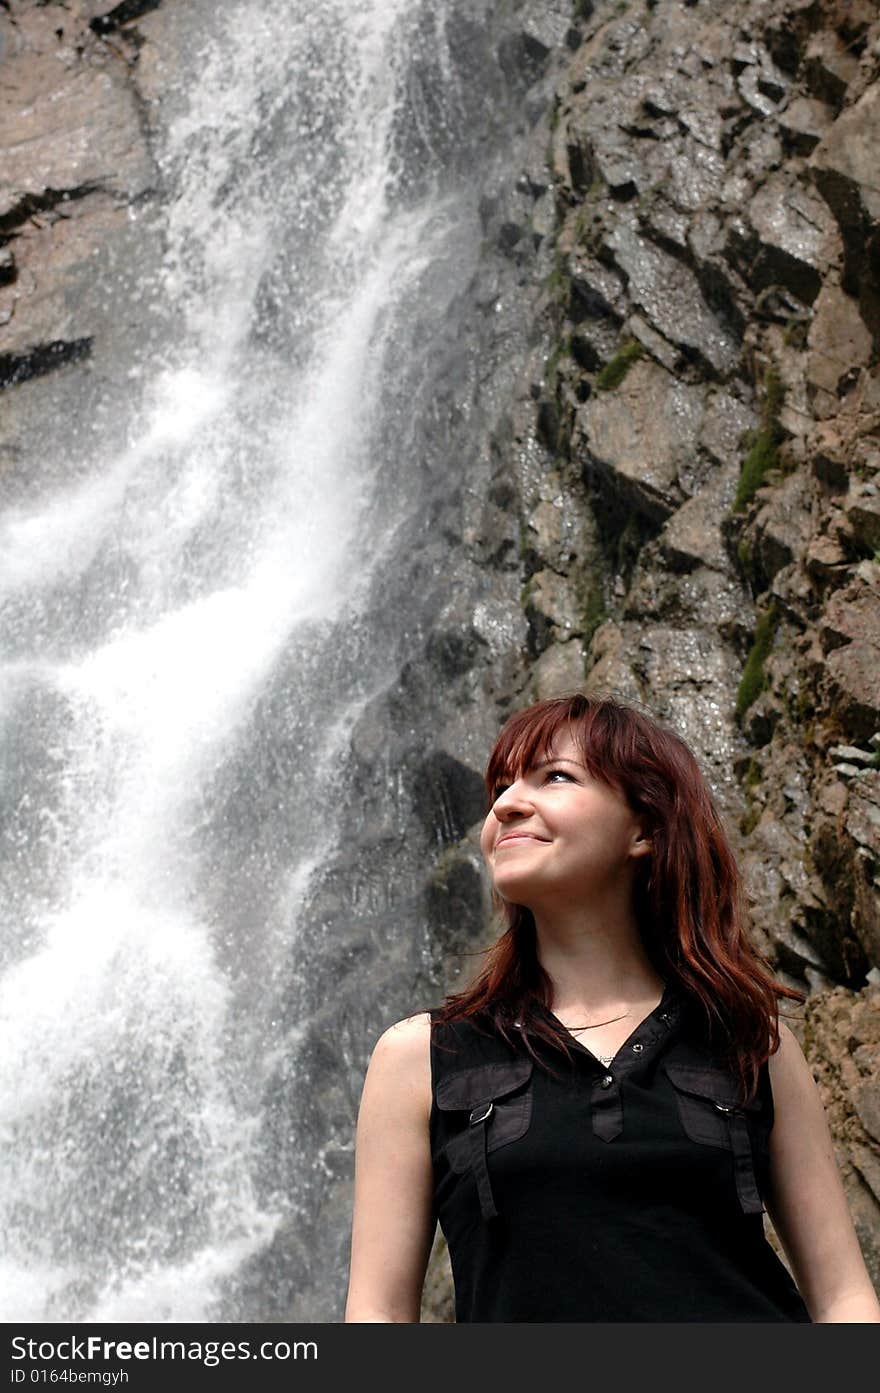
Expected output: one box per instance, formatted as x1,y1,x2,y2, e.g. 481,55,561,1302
495,832,549,848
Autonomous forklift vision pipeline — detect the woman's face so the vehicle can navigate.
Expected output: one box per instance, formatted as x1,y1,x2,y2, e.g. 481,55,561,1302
479,730,651,910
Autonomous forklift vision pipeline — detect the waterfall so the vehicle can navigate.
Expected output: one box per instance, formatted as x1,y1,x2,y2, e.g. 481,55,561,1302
0,0,553,1321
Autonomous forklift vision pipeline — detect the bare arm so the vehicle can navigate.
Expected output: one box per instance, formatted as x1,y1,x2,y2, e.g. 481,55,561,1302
765,1022,880,1322
344,1011,436,1322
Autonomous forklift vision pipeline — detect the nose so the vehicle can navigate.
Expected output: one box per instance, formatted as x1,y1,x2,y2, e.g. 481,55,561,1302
491,776,533,821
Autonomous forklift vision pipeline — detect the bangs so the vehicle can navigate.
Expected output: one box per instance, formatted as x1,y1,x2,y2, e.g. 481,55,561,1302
483,695,613,804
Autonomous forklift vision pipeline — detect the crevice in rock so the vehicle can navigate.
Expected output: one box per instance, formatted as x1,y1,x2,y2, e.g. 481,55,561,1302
0,337,92,390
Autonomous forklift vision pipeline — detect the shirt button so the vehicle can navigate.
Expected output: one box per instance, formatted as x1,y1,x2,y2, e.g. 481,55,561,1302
632,1043,644,1053
601,1074,614,1089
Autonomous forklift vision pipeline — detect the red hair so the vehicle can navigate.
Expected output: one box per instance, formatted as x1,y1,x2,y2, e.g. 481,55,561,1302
432,693,804,1103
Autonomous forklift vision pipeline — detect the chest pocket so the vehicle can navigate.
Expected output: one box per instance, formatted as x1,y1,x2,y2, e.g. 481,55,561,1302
665,1062,766,1216
435,1057,533,1220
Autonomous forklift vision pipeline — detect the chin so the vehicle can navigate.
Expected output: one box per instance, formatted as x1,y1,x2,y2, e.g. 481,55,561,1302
493,876,538,905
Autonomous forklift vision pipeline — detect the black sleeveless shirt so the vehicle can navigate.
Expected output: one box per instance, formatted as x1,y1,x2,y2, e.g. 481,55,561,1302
429,983,811,1322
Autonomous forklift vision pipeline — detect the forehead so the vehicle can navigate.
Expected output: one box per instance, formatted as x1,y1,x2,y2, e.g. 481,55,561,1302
543,731,581,760
500,727,583,775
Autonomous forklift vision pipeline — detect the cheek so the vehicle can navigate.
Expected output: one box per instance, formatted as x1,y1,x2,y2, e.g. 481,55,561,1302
479,816,495,859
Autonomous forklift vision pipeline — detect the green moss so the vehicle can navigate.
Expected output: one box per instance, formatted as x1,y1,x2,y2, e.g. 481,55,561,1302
543,248,571,306
764,368,785,419
580,579,607,647
740,804,761,837
743,756,763,790
734,369,787,512
595,340,644,391
736,534,752,572
734,430,782,511
735,604,779,720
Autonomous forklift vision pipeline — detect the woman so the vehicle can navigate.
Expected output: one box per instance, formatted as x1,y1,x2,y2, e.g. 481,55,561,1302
344,693,880,1322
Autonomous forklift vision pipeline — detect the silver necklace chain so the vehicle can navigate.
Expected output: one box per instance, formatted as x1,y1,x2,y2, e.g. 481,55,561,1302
566,1010,632,1068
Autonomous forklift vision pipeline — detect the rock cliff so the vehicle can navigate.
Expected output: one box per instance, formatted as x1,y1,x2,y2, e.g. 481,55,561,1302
426,0,879,1317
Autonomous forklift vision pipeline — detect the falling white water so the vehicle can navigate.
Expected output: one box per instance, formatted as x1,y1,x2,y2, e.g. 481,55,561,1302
0,0,520,1320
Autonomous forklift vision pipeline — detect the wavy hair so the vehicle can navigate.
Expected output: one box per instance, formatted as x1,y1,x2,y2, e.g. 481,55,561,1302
432,693,804,1103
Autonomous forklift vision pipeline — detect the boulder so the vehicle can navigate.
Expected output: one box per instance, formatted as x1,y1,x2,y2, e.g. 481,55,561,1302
807,279,873,408
810,83,880,340
746,172,838,305
575,358,706,525
606,216,740,376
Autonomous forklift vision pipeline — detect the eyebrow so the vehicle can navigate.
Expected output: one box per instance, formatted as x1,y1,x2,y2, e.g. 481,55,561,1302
531,756,584,770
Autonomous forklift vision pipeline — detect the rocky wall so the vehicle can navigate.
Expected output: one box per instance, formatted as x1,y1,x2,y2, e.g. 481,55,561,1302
432,0,880,1313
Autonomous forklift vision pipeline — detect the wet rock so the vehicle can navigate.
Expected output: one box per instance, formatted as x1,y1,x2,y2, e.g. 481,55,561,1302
655,470,738,574
0,35,153,221
828,745,879,768
409,751,487,849
0,194,126,366
821,649,880,750
751,470,815,591
87,2,164,35
582,619,643,704
606,215,740,377
529,637,586,699
778,94,836,154
625,562,747,638
763,0,825,78
845,773,880,965
851,1143,880,1209
819,568,880,654
809,418,853,488
0,0,158,391
844,477,880,556
666,140,726,213
424,844,490,977
806,280,873,409
551,108,593,196
525,474,599,578
567,251,626,324
638,195,691,258
769,557,817,626
810,82,880,339
737,54,790,117
803,28,861,109
804,530,851,583
575,358,706,526
803,985,880,1284
523,568,583,655
745,172,838,305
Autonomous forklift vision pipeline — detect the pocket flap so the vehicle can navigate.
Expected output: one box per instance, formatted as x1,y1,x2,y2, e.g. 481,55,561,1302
665,1062,761,1112
436,1057,533,1111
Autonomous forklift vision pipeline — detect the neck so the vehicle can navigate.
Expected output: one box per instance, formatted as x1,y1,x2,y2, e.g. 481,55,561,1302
531,897,663,1015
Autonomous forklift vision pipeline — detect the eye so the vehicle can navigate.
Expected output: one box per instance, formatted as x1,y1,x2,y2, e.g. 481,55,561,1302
545,768,573,783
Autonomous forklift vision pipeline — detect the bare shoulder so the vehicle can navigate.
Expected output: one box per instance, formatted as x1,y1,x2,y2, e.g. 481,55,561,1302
768,1020,809,1070
768,1020,824,1113
371,1011,432,1064
362,1012,433,1118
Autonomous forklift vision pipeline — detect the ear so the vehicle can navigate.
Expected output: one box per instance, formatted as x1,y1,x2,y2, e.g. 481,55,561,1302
630,829,652,858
